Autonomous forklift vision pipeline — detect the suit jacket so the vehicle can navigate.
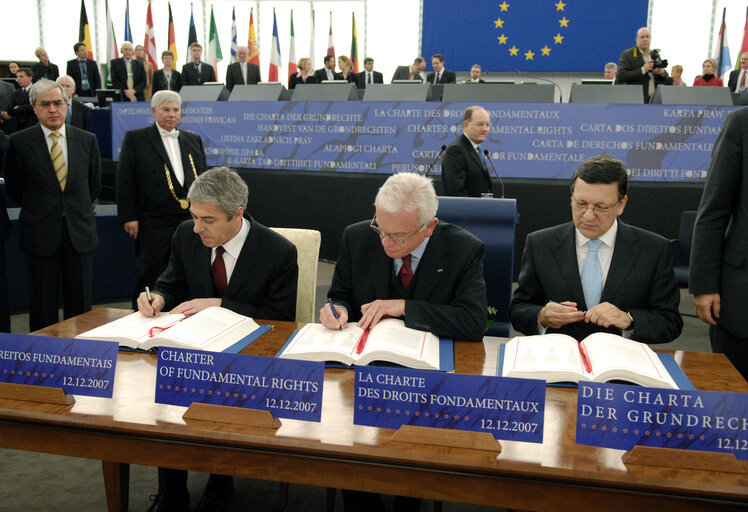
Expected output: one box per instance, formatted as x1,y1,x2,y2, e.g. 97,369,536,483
225,62,261,90
334,72,360,87
327,220,487,341
690,107,748,336
426,69,457,84
30,62,59,83
313,67,336,83
615,46,673,102
65,58,101,96
0,80,14,112
181,61,216,85
728,69,742,92
288,73,316,89
6,88,36,133
356,70,384,88
116,123,207,227
391,66,424,82
441,134,492,197
153,215,298,321
3,124,100,256
67,99,91,132
151,69,182,94
110,58,147,101
510,221,682,344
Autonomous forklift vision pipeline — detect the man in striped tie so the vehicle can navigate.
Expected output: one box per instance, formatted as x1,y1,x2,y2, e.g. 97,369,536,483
3,79,101,331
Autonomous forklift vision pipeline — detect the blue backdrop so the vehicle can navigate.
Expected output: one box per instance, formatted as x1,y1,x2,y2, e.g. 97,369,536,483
421,0,649,72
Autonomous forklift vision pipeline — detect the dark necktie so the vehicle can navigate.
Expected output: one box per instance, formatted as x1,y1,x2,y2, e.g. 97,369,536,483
435,72,440,84
398,254,413,289
368,73,372,84
212,246,227,296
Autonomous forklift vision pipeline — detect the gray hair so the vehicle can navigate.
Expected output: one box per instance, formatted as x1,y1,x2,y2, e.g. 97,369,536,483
56,75,75,87
35,47,46,59
605,62,618,72
151,90,181,109
29,79,68,104
375,173,438,226
188,167,248,220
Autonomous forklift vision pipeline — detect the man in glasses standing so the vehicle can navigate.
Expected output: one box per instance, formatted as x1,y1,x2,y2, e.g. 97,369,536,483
441,105,493,197
510,154,682,344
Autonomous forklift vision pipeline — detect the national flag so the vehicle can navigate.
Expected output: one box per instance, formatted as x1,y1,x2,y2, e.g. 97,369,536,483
105,0,118,86
78,0,94,60
230,7,238,64
207,6,223,81
327,12,335,60
350,13,359,73
735,7,748,69
248,8,260,66
309,10,315,68
187,4,198,56
288,10,298,77
167,2,178,66
143,0,158,69
124,0,133,43
269,9,282,82
713,7,732,78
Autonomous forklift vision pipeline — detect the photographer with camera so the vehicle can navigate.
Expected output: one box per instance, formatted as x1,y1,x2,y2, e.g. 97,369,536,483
616,27,673,103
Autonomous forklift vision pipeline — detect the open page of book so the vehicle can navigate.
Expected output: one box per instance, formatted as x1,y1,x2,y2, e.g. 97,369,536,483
503,334,588,380
278,323,365,365
581,333,677,388
76,311,186,347
146,306,260,351
357,318,441,370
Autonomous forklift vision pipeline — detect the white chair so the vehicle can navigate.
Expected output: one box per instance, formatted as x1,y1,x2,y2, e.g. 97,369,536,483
270,227,321,323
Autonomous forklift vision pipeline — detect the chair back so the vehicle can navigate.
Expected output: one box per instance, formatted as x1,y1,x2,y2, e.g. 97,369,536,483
270,228,322,323
436,197,519,336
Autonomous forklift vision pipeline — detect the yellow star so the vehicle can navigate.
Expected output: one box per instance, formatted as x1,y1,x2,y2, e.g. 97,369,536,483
554,33,564,44
499,1,510,11
497,34,508,44
494,17,504,28
559,17,570,27
541,45,551,56
509,45,519,56
555,0,566,10
524,49,535,60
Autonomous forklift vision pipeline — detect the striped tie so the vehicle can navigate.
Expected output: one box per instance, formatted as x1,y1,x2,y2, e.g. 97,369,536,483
49,131,66,190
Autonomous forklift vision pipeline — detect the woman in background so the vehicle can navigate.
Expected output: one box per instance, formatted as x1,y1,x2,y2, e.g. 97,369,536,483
671,65,686,86
135,45,155,99
335,55,359,87
693,59,723,87
151,50,182,94
289,58,315,89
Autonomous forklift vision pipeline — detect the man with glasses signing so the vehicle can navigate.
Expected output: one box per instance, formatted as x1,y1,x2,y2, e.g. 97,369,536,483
510,154,682,344
441,105,493,196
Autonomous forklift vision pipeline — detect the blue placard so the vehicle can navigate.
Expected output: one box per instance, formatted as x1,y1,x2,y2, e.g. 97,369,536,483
0,333,118,398
112,101,735,182
577,382,748,460
355,366,545,443
155,347,324,421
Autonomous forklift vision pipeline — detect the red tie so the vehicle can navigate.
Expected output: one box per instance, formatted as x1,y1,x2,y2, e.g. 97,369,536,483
398,254,413,289
740,71,746,90
212,246,227,296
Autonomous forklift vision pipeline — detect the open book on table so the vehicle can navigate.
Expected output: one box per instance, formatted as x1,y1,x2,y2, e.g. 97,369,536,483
277,318,453,371
498,332,691,389
76,306,268,353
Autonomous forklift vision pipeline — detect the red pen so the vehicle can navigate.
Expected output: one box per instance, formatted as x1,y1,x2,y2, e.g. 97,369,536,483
578,341,593,374
355,328,371,355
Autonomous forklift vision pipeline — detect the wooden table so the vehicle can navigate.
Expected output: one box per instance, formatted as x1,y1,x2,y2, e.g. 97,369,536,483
1,309,747,512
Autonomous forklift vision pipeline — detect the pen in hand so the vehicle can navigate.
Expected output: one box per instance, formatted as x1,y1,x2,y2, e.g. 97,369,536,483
328,298,343,331
145,286,155,318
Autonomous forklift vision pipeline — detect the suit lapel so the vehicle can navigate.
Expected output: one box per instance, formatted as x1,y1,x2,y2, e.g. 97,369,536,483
601,221,639,302
224,216,259,295
462,135,490,177
411,227,447,301
551,223,587,307
371,241,393,300
178,133,196,190
29,127,60,188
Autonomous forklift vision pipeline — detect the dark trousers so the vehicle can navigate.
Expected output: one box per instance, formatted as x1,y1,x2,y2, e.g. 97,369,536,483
0,241,10,332
26,223,93,332
342,490,421,512
158,468,232,501
710,324,748,381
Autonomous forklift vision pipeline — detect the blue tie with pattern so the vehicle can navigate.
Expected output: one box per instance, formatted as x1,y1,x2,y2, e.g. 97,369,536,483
581,238,603,308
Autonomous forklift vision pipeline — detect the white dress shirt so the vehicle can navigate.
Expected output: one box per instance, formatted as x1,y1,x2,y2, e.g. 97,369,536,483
211,217,250,284
157,125,185,185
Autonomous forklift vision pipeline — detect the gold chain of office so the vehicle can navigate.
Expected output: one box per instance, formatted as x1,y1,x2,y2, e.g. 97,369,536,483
163,153,199,209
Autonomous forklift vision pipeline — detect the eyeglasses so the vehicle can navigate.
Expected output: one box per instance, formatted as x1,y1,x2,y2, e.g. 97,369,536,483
370,216,425,244
570,199,620,217
469,122,491,128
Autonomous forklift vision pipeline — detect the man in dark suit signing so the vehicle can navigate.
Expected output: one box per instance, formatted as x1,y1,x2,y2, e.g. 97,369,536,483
427,53,456,84
356,57,383,88
117,90,208,307
3,79,101,331
181,43,216,85
65,42,101,98
616,27,672,103
111,41,147,102
691,107,748,381
728,53,748,93
138,166,298,512
510,154,682,344
225,46,261,91
441,105,493,197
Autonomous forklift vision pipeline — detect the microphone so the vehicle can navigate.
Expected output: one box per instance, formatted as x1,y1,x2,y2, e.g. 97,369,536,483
423,145,447,177
483,149,505,198
515,70,563,102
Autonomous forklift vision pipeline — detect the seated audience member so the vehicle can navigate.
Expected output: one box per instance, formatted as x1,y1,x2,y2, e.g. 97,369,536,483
151,51,182,94
56,75,91,131
391,57,426,82
7,61,21,88
1,68,36,133
441,105,493,197
313,54,336,83
604,62,617,80
357,57,383,88
427,53,456,84
135,44,155,100
138,166,298,512
693,58,724,87
467,64,485,83
335,55,359,87
289,57,315,89
728,53,748,92
616,27,673,102
31,47,59,83
671,65,686,86
510,154,682,344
